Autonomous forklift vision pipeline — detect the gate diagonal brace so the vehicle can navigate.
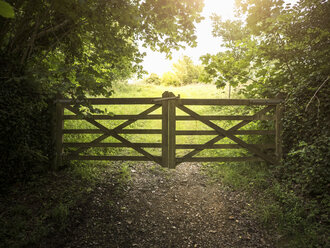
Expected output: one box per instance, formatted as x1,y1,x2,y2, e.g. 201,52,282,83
176,103,276,165
176,105,275,165
65,104,162,165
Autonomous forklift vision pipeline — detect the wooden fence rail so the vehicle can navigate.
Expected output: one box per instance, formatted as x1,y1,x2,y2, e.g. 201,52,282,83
54,91,283,169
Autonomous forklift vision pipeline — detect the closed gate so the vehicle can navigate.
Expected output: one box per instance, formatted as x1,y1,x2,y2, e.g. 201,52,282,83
54,91,283,168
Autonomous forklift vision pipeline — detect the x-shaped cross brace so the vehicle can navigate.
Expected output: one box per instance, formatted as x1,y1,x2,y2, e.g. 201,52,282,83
65,104,162,165
175,103,276,165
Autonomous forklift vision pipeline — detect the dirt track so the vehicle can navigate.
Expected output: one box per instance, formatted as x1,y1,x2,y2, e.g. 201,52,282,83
59,163,273,248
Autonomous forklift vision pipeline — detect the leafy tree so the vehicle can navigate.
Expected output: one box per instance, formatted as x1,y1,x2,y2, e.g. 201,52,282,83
0,0,204,188
160,55,205,86
201,0,330,150
1,0,204,99
162,71,180,86
201,0,329,98
172,55,203,85
201,0,330,245
0,0,14,18
145,73,162,85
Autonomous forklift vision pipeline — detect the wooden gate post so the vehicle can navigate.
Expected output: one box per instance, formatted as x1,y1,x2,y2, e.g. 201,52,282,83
54,95,64,169
161,91,176,168
162,91,169,167
168,92,176,169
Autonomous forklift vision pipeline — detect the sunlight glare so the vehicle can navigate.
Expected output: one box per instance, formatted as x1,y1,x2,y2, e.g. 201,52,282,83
140,0,237,76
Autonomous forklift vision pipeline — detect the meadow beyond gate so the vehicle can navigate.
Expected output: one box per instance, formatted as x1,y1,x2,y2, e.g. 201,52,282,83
55,91,283,169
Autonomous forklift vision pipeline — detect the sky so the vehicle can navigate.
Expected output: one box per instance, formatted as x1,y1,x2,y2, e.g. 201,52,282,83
140,0,237,76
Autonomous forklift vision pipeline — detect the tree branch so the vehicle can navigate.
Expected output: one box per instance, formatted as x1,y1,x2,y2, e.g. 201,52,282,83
20,18,41,65
35,19,70,40
305,76,329,111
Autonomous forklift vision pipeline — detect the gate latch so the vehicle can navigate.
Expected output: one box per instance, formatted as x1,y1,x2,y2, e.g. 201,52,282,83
153,94,180,102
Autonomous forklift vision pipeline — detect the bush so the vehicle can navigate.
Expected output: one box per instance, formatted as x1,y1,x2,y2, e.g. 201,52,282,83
159,56,206,86
145,73,162,85
173,56,203,85
161,71,180,86
0,78,53,191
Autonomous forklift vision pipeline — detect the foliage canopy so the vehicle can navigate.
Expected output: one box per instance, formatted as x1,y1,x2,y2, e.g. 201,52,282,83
201,0,330,245
201,0,329,97
1,0,204,98
0,0,204,188
0,0,15,18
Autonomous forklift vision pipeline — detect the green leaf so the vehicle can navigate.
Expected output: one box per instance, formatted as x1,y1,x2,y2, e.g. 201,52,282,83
0,0,15,18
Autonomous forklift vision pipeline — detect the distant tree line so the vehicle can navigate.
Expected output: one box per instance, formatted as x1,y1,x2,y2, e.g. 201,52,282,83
144,55,209,86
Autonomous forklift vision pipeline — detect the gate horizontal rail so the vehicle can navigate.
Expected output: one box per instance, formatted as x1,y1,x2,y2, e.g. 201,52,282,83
62,129,275,135
54,91,283,169
63,143,275,149
57,98,282,105
63,115,274,121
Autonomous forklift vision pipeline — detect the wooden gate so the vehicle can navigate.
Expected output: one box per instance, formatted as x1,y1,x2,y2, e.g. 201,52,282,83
54,91,283,169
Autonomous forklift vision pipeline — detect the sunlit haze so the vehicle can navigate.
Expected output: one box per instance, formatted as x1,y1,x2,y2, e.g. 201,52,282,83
140,0,236,76
139,0,297,77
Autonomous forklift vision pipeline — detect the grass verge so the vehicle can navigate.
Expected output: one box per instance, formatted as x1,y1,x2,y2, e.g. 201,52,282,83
0,162,131,247
203,162,328,247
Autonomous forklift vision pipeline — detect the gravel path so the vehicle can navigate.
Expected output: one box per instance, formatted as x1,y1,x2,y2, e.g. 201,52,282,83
61,162,273,248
